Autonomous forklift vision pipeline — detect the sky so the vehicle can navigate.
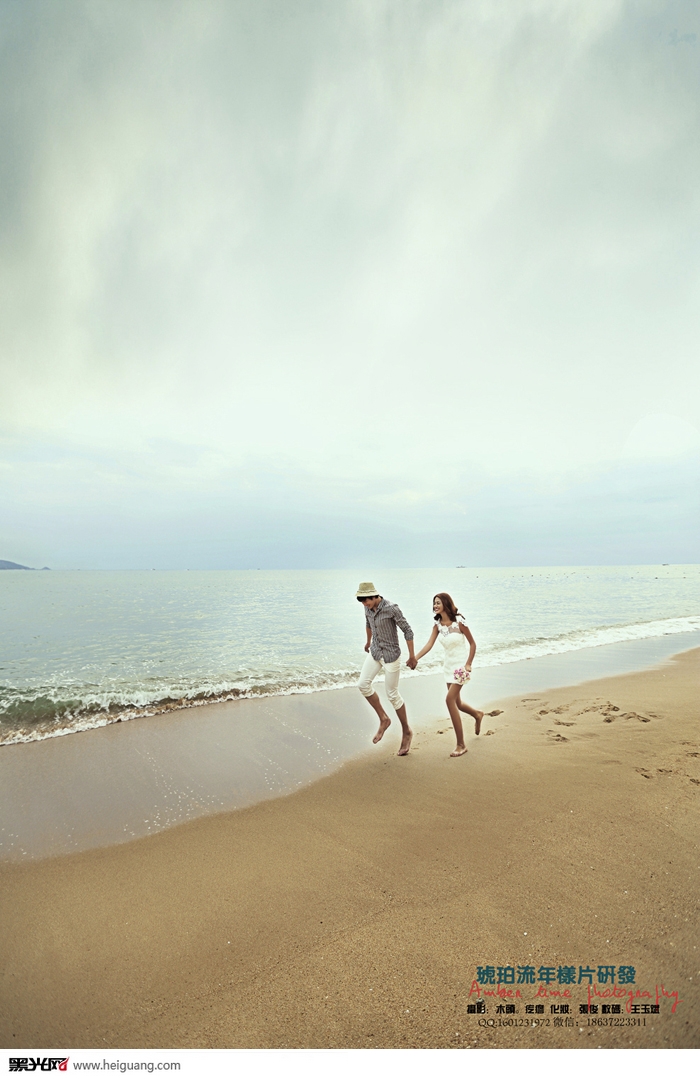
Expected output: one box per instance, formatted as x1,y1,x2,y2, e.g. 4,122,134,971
1,0,699,569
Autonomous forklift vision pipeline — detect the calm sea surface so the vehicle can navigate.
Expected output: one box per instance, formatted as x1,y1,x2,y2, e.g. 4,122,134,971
1,565,698,745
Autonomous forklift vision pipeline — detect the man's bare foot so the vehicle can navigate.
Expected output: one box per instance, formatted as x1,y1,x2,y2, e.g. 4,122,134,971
474,710,484,736
450,745,468,757
397,729,413,756
373,715,391,744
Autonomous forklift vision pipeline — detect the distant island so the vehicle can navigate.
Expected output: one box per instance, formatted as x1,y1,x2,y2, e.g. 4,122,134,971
0,560,50,570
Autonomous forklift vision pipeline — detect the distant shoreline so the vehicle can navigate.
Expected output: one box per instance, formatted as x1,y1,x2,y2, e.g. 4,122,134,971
0,560,49,570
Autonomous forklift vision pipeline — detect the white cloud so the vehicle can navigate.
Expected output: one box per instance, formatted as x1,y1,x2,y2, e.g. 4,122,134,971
0,0,699,565
622,414,700,459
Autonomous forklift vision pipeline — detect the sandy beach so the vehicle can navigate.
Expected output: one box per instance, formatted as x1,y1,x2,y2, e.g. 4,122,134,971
1,648,698,1049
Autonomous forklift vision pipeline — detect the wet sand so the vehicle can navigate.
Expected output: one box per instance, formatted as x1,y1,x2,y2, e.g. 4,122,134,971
0,648,698,1049
2,631,699,861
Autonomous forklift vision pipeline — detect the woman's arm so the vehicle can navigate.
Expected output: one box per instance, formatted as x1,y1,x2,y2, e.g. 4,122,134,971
414,626,439,662
459,622,477,669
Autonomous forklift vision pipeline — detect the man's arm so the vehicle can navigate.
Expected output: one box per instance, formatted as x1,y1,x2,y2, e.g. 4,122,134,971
393,605,416,666
364,609,373,653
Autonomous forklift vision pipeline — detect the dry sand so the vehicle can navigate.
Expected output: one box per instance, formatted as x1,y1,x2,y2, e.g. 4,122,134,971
1,649,698,1049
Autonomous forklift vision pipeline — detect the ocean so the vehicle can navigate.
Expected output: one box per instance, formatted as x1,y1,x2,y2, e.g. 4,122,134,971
1,564,698,746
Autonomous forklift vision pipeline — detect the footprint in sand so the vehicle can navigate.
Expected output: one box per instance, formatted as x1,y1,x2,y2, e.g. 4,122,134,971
546,731,569,743
483,730,496,736
581,700,620,715
486,709,503,716
636,768,653,779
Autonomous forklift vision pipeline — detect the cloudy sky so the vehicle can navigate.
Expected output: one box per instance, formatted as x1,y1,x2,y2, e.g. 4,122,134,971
1,0,698,569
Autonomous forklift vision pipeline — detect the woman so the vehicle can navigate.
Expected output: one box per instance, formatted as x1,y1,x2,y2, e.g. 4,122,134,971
414,593,484,757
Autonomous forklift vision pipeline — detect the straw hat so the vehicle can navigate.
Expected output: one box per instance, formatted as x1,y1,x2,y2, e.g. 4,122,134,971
356,581,380,598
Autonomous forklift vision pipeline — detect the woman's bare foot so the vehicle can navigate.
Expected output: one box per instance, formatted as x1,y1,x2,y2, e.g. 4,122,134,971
450,745,468,757
373,715,391,744
474,711,484,735
397,729,413,756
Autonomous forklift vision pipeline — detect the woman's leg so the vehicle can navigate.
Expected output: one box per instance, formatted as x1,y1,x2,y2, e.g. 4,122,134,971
446,684,467,756
456,690,484,735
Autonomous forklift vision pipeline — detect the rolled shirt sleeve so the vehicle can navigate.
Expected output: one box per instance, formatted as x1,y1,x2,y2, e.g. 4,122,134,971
392,605,414,641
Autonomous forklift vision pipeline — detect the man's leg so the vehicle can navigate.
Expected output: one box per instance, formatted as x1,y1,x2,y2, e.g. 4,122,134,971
358,653,392,743
384,659,412,756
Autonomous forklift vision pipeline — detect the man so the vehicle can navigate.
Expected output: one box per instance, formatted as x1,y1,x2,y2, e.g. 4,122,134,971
356,581,416,756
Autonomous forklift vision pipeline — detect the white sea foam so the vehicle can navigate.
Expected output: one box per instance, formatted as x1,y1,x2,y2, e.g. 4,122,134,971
2,613,698,746
477,614,700,666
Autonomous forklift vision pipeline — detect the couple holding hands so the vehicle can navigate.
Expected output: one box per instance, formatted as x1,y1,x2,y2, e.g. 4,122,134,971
356,581,484,758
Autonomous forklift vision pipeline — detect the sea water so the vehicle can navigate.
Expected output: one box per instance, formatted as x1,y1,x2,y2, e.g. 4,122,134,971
1,564,698,745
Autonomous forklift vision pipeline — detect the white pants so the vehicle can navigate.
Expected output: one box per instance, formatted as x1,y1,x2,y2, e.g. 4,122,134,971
358,654,404,710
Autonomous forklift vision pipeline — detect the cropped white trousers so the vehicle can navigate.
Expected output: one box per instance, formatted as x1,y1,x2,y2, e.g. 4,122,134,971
358,654,404,710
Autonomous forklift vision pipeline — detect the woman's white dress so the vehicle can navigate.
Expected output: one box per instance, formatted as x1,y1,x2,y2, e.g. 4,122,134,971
437,615,469,684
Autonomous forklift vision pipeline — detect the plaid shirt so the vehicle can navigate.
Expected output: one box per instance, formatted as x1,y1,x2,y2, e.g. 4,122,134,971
365,598,414,662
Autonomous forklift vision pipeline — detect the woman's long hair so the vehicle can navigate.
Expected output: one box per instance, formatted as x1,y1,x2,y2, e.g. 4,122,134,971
433,593,459,622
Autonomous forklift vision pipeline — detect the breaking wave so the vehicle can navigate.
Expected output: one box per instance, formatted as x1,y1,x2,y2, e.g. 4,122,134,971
2,614,698,747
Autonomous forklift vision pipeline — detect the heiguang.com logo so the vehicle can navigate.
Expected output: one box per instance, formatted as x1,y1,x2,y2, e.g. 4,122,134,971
9,1062,68,1073
8,1061,180,1074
